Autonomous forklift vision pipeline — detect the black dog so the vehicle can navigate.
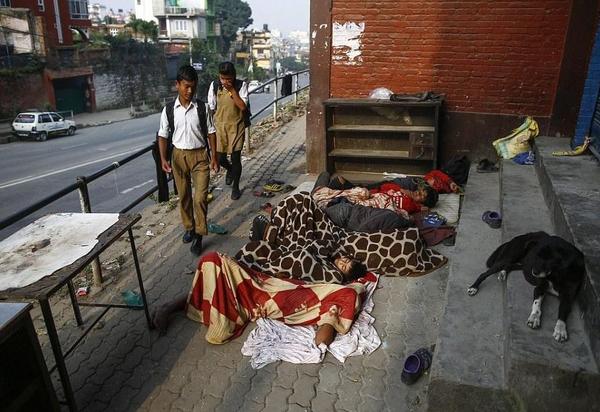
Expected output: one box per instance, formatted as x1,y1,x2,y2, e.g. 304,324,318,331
467,231,584,342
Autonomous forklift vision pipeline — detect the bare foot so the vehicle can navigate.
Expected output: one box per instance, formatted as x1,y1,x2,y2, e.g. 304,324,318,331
315,324,336,346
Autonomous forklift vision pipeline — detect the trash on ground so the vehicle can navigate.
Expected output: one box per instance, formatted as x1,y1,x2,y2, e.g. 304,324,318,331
207,223,228,234
121,290,143,307
76,286,90,297
145,230,155,237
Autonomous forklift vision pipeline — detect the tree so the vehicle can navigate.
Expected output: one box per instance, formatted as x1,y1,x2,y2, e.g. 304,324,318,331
125,18,157,42
215,0,253,55
190,39,221,97
279,56,308,73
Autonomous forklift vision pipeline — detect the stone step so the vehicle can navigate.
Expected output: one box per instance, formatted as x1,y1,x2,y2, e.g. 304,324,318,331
501,159,600,410
535,136,600,366
428,165,516,411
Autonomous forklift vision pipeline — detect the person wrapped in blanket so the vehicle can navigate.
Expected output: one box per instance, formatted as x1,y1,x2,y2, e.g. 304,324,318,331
311,173,438,219
151,252,373,347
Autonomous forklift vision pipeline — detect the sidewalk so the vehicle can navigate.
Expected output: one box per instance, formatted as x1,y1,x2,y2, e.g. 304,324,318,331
73,107,139,128
35,113,451,412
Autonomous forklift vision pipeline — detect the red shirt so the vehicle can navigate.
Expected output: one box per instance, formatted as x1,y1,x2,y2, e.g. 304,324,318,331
424,170,455,193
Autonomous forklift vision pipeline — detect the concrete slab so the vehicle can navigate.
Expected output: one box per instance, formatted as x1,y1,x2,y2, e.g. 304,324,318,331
502,159,599,411
534,137,600,366
428,166,514,411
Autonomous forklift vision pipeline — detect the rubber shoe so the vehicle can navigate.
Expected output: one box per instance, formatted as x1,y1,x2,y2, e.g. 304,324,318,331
401,347,433,385
182,230,195,243
231,188,241,200
190,235,203,256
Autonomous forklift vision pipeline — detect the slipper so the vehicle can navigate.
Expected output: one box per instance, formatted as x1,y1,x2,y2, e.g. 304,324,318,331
401,347,433,385
477,159,499,173
207,222,228,234
253,190,275,198
266,179,285,185
263,183,283,192
482,210,502,229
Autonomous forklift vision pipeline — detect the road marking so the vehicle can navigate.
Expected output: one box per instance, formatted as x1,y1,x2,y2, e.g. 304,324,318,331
62,143,87,150
121,179,154,194
0,145,148,190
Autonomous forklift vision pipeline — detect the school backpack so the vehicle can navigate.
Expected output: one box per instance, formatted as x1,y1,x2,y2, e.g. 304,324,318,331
211,78,252,127
164,98,210,160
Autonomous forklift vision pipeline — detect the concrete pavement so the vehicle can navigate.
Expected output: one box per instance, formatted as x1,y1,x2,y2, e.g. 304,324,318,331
29,112,451,411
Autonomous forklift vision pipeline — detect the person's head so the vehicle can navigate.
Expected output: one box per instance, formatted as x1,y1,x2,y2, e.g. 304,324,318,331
415,184,438,208
218,61,237,87
176,65,198,104
334,255,367,282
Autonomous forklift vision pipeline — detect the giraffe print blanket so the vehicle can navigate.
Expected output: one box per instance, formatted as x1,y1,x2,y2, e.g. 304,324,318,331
236,193,446,282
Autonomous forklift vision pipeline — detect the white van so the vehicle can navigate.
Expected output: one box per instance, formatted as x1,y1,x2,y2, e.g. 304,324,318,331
12,112,77,141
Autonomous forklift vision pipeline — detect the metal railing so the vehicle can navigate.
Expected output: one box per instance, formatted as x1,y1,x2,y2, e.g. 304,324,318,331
0,69,310,285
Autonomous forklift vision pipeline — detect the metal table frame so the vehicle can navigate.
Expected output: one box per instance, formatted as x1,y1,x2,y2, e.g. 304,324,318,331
0,213,152,411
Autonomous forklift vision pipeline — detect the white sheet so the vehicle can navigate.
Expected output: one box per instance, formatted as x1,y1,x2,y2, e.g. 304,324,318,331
0,213,119,291
431,193,461,225
241,274,381,369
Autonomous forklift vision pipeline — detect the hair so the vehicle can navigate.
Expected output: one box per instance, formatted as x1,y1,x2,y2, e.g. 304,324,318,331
218,61,236,77
422,184,438,208
176,65,198,83
347,260,367,281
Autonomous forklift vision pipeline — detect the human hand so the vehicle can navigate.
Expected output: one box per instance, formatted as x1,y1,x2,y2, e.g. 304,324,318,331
450,182,459,193
210,157,219,173
161,159,172,173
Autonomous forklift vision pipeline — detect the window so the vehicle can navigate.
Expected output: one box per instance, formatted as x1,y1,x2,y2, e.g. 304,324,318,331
14,114,35,123
39,114,52,123
0,0,11,7
37,0,44,11
69,0,89,19
174,19,187,32
50,113,62,121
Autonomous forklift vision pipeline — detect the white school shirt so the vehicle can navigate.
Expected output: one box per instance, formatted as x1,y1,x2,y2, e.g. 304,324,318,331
207,80,249,111
158,98,216,150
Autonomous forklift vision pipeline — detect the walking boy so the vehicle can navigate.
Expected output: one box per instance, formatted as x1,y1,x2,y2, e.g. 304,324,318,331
158,65,219,255
208,62,249,200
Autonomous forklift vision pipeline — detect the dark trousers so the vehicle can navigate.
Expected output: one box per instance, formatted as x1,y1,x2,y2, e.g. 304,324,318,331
218,150,242,190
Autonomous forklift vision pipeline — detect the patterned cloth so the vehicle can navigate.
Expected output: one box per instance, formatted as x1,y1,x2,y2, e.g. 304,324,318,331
185,252,373,344
237,193,446,278
312,187,411,218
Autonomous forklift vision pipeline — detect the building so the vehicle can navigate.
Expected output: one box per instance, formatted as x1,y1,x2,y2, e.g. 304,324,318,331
307,1,600,172
7,0,90,47
0,8,45,57
234,25,273,73
134,0,216,47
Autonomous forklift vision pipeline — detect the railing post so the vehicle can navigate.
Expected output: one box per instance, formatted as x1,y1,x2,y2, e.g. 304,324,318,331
77,176,103,286
152,139,169,202
294,73,299,106
273,77,278,121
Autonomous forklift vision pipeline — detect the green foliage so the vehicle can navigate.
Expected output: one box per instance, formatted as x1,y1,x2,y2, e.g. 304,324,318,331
126,18,158,42
279,56,308,72
190,39,221,97
251,66,268,81
215,0,253,54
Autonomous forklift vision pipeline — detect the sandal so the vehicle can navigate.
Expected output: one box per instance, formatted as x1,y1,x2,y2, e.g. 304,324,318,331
263,183,283,192
266,179,285,185
207,222,228,235
260,202,273,213
482,210,502,229
282,184,296,193
401,347,433,385
253,190,275,198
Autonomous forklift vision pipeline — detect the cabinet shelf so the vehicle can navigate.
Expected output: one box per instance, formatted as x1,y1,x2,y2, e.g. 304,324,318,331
328,125,435,133
329,149,410,159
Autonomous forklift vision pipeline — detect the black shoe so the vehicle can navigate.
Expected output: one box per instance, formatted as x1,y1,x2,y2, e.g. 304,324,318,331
182,230,195,243
225,170,233,186
249,215,269,241
190,235,203,256
231,187,241,200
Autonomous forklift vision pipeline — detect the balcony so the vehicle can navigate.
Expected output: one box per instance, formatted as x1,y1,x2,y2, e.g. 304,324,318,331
164,7,204,16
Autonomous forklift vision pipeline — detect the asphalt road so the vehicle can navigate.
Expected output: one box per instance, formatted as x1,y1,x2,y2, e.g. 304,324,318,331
0,73,309,240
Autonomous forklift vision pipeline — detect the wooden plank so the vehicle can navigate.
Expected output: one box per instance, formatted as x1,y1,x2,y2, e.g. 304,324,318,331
328,124,435,133
329,149,410,159
324,98,442,107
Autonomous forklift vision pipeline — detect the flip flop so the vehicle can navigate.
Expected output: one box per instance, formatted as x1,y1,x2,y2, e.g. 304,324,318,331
253,190,275,198
423,212,447,228
282,184,296,193
263,183,283,192
266,179,285,185
482,210,502,229
207,223,228,234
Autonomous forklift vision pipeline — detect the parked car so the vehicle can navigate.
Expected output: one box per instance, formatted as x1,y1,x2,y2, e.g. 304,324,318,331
12,112,76,141
248,80,264,93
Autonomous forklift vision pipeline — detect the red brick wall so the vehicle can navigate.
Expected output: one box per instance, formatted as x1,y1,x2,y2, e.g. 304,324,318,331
330,1,572,116
0,73,49,117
